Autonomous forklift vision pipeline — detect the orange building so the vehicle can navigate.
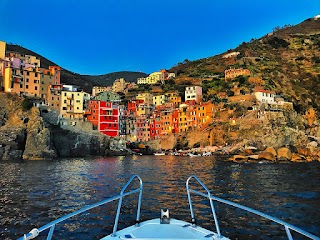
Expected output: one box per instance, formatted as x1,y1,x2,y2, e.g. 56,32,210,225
40,66,61,102
47,84,63,111
224,68,250,81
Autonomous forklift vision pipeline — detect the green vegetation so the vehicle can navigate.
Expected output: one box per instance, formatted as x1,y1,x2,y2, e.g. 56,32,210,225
21,97,34,111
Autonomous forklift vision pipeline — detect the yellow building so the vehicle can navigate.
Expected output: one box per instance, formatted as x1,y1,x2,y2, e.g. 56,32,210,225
112,78,126,93
24,55,40,68
136,103,152,116
4,67,41,97
136,92,153,105
153,94,168,106
60,90,90,119
137,71,164,85
165,91,181,107
0,41,6,60
178,104,189,132
92,86,111,96
160,110,173,134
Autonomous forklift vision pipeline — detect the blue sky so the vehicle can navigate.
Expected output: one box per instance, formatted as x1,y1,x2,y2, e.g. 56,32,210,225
1,0,319,75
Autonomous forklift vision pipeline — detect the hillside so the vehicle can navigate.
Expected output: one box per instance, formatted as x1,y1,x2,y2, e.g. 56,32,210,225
170,18,320,113
83,71,148,86
6,44,146,92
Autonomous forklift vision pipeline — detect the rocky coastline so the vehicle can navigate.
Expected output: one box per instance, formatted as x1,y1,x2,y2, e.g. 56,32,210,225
0,93,320,162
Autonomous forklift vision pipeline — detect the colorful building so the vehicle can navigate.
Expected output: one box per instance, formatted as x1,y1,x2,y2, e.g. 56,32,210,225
92,86,111,96
99,101,119,137
153,94,168,106
136,115,150,142
160,109,174,135
95,91,121,102
178,104,190,132
86,100,100,127
224,68,250,81
185,86,202,103
112,78,126,93
60,89,90,120
47,84,63,111
166,91,181,107
40,66,60,101
137,71,165,85
136,92,153,105
150,112,161,140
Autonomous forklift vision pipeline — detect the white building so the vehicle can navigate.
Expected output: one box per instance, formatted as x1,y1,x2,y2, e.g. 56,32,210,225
185,86,202,103
254,90,275,104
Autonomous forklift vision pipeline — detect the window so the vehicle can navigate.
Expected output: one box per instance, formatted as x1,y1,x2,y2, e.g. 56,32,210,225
63,107,67,110
26,78,29,82
26,85,29,89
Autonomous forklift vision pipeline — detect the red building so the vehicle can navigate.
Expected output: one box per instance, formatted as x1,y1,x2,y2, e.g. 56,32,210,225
127,99,144,116
99,101,119,137
87,100,119,137
172,109,179,133
86,100,100,127
150,112,161,140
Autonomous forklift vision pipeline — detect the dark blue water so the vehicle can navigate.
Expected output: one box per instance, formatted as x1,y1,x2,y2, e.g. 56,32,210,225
0,155,319,239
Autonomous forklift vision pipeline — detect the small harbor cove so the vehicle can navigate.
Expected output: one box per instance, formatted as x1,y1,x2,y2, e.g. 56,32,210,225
1,155,319,239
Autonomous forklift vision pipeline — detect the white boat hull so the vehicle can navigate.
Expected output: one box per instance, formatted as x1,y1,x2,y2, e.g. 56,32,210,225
101,218,229,240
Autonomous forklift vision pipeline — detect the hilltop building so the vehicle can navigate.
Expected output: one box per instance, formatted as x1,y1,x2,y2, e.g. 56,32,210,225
137,70,175,85
92,86,112,96
112,78,126,93
225,68,250,81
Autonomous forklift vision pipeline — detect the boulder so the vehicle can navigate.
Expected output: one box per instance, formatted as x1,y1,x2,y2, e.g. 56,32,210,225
277,147,292,161
307,141,318,148
243,148,253,155
247,155,259,160
258,151,276,161
264,147,277,156
296,147,311,156
229,155,248,162
291,153,304,162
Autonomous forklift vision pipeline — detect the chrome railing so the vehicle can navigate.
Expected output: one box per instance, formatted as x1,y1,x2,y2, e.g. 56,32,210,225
186,175,319,240
18,175,143,240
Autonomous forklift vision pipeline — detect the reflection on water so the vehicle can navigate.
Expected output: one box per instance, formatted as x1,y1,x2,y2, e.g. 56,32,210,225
0,156,319,239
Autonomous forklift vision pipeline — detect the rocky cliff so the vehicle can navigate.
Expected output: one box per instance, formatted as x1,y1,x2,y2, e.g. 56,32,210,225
22,107,57,160
0,93,130,160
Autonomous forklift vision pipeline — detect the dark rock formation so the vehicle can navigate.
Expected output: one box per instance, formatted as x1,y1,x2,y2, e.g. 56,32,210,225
22,108,57,160
51,126,111,157
0,127,26,160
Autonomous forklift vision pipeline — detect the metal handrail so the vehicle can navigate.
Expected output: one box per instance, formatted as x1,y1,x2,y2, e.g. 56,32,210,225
18,175,143,240
186,175,319,240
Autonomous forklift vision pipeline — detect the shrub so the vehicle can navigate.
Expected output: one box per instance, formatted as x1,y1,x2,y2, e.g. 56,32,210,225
21,97,33,111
